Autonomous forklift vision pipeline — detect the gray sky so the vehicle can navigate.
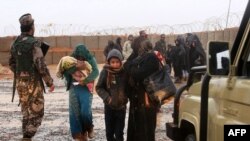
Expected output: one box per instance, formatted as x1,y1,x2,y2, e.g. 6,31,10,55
0,0,248,36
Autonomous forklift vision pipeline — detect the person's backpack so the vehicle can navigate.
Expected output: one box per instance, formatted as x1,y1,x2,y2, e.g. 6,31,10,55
12,36,36,76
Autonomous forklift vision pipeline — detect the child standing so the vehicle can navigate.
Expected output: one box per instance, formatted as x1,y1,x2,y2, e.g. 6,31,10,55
96,49,128,141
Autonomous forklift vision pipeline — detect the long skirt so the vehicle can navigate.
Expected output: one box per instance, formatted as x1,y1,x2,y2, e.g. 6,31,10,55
68,84,93,137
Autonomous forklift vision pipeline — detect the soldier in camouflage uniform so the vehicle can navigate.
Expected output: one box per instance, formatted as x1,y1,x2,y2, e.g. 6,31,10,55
9,13,55,141
154,34,167,60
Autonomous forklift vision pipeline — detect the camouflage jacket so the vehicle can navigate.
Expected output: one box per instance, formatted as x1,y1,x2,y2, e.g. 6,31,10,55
154,40,167,57
9,34,53,87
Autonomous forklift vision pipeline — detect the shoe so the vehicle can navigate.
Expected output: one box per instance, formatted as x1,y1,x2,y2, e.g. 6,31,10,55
21,138,31,141
82,132,88,141
22,135,32,141
88,127,94,139
73,132,88,141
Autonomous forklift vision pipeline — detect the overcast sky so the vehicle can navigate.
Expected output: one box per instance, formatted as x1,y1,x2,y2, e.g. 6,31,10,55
0,0,248,36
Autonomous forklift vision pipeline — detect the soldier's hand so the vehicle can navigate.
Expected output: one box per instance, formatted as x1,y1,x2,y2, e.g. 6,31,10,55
49,84,55,92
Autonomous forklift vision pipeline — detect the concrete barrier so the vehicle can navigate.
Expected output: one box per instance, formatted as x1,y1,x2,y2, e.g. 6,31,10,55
45,52,53,65
71,36,85,49
85,36,99,49
0,37,15,52
208,31,215,41
215,31,224,41
229,28,238,47
91,50,105,64
56,36,71,48
52,52,68,64
0,52,9,65
166,34,177,45
99,36,113,49
194,32,202,39
200,32,208,50
0,28,240,65
37,37,44,41
66,50,73,56
223,28,231,42
43,36,57,48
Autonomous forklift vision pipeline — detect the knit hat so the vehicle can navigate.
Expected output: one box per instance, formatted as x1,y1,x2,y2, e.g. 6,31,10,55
107,49,123,62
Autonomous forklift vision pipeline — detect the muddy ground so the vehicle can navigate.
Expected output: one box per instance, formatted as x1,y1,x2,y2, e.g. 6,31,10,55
0,65,177,141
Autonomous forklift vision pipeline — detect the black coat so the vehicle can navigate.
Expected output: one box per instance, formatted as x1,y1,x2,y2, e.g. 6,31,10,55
124,52,159,141
172,45,185,77
96,67,128,110
189,47,206,69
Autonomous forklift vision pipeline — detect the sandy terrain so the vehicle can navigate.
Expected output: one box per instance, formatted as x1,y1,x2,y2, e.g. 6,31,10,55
0,64,175,141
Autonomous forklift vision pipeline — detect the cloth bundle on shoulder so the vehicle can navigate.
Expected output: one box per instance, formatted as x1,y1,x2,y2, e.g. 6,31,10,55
143,51,176,106
56,56,92,79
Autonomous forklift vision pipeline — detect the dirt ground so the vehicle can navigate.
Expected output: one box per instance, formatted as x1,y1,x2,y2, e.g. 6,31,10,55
0,64,178,141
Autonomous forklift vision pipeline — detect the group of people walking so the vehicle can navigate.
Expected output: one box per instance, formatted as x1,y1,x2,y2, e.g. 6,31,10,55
9,13,206,141
152,33,206,83
104,31,206,85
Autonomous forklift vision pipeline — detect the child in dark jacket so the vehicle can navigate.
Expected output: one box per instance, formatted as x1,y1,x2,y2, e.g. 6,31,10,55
96,49,128,141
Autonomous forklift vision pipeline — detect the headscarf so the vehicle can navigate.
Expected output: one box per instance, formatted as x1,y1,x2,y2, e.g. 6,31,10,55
70,44,99,87
138,39,153,56
71,44,92,61
131,36,152,57
185,33,206,64
175,35,185,46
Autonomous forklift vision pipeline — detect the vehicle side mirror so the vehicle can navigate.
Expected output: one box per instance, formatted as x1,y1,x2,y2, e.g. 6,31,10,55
207,41,230,76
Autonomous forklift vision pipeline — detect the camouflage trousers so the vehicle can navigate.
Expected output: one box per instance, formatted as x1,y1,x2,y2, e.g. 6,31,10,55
16,78,44,138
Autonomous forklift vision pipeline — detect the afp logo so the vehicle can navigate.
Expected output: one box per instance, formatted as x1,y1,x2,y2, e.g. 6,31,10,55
224,125,250,141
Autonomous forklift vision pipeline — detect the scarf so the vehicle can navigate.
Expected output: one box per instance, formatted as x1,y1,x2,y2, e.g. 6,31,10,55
104,64,122,88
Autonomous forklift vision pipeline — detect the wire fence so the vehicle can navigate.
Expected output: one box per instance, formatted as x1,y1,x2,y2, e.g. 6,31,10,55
0,12,243,37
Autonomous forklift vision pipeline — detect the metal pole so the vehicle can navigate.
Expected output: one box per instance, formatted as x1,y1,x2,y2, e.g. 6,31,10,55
226,0,232,28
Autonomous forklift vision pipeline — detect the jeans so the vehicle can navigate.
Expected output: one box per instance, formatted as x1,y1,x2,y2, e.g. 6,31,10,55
104,105,126,141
